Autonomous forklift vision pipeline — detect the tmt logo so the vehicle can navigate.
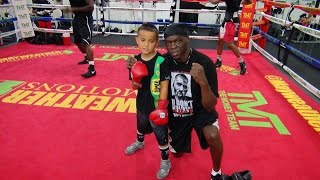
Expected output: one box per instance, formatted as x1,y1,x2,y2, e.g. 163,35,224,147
0,80,25,97
220,90,290,135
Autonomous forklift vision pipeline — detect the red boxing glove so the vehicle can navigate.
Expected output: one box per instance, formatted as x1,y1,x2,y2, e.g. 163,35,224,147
150,99,169,126
131,61,148,89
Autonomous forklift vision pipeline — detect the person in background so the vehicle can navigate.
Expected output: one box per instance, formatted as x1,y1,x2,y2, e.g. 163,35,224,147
297,13,313,27
65,0,96,78
32,0,52,29
209,0,252,75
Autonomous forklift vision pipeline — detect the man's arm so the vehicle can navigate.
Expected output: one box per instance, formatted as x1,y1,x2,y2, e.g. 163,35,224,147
199,79,217,112
159,80,169,101
208,0,222,4
69,0,94,13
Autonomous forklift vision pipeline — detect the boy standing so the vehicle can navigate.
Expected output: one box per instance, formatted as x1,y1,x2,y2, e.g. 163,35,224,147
125,24,171,180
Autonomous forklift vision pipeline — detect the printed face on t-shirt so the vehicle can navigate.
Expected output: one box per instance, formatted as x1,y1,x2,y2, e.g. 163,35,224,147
170,72,193,117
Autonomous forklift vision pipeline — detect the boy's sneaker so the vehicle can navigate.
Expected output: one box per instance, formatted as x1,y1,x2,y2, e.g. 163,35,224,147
215,59,222,68
78,59,89,65
156,159,171,179
125,141,144,155
81,68,96,78
239,62,247,75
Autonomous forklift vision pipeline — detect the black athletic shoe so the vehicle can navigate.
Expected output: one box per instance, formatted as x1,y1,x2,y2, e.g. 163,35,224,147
215,59,222,68
211,174,231,180
78,59,89,65
239,62,247,75
231,170,252,180
81,69,96,78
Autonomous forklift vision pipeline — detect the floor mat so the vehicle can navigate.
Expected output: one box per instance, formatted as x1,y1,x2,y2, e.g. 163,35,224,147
0,42,319,180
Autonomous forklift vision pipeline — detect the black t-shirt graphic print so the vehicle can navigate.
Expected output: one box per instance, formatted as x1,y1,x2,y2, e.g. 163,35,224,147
171,72,194,118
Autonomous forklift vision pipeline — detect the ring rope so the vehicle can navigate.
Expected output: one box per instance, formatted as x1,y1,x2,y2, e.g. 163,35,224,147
251,39,320,99
256,12,320,39
103,19,221,27
0,29,20,38
254,27,320,70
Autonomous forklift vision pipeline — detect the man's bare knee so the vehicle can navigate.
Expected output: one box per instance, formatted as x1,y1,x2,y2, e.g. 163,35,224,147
203,125,221,146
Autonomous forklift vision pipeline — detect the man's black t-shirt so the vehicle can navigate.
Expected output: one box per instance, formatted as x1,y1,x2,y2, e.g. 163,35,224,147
131,53,170,114
223,0,242,23
164,49,219,121
225,0,241,13
69,0,93,16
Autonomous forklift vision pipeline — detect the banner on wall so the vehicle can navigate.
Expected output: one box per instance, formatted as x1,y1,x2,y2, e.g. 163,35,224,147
237,0,257,52
11,0,35,38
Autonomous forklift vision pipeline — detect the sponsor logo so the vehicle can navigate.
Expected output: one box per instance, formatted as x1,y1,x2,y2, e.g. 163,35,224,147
0,80,137,113
220,90,290,135
265,75,320,133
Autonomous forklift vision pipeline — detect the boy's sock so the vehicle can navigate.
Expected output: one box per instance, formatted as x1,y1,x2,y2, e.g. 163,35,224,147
160,146,169,160
137,131,144,143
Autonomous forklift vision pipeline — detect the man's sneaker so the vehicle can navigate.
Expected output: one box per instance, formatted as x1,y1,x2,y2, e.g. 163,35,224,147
211,174,222,180
81,69,96,78
231,170,252,180
78,59,89,65
125,141,144,155
211,174,231,180
156,159,171,179
215,59,222,68
239,62,247,75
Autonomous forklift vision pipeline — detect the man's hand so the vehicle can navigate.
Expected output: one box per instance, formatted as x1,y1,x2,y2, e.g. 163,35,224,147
126,56,137,69
190,63,208,86
242,0,252,5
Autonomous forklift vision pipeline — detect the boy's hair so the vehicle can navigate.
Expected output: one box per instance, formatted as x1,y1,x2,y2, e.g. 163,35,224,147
137,24,159,40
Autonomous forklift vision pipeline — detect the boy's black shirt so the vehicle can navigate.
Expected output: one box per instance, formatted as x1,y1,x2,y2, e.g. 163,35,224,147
130,52,170,114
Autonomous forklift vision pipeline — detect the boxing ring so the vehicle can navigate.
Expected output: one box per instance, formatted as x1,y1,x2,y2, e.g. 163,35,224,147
0,0,320,180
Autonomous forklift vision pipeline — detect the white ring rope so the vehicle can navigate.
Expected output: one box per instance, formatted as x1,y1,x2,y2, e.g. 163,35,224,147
256,12,320,39
33,27,72,33
174,9,227,14
0,4,13,8
251,39,320,99
0,29,20,38
103,7,226,14
103,6,169,12
26,4,69,9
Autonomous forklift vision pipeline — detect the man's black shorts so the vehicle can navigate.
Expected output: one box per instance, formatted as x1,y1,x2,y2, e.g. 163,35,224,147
169,110,218,152
72,15,93,44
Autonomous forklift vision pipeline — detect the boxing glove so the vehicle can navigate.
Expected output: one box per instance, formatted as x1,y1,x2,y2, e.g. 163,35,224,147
131,61,148,89
150,99,169,126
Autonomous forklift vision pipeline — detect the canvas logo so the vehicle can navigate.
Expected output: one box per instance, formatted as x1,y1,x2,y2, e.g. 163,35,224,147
218,65,240,76
0,80,25,97
95,53,134,61
0,81,137,114
220,90,290,135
